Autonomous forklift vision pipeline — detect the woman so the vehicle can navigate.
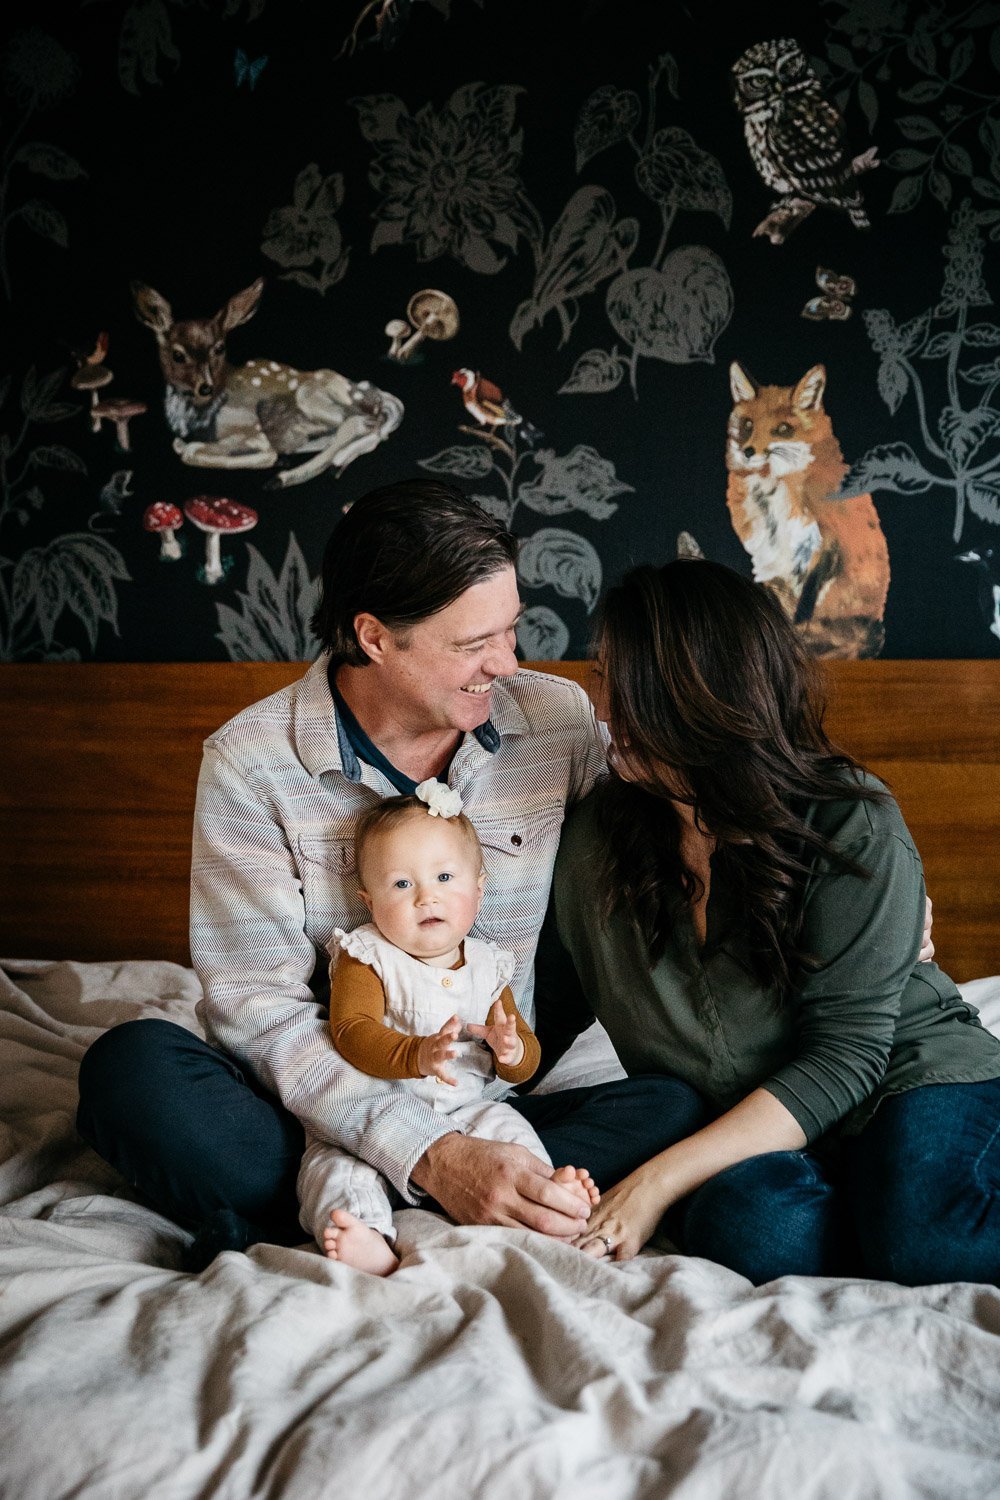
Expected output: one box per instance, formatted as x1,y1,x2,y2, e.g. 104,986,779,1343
551,559,1000,1286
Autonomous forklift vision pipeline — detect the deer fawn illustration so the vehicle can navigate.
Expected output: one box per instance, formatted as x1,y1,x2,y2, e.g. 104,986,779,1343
132,278,404,487
726,362,890,659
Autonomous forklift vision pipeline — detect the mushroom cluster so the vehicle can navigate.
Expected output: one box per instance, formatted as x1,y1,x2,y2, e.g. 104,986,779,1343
184,495,258,584
69,336,147,448
384,289,459,361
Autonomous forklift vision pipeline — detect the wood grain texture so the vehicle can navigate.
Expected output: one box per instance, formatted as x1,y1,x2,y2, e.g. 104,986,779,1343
1,660,997,980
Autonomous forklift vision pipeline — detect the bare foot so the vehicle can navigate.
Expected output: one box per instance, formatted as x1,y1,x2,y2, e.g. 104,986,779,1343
321,1209,399,1276
552,1165,600,1212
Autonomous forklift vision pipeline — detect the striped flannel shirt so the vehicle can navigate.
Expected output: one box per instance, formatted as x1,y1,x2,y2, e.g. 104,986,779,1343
190,655,606,1202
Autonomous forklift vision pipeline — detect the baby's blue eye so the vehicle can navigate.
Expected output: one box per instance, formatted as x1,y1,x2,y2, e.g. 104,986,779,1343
437,872,453,882
393,879,411,890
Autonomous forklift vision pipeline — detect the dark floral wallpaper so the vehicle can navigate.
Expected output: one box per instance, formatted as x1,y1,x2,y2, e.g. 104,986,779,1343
2,0,1000,663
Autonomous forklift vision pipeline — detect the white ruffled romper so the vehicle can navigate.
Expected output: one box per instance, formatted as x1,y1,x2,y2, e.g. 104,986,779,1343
297,923,552,1242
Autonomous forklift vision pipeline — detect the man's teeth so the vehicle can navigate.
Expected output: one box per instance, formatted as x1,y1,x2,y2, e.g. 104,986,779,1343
462,683,491,694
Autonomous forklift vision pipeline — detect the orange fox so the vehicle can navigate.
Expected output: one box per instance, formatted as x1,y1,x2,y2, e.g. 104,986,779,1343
725,362,890,659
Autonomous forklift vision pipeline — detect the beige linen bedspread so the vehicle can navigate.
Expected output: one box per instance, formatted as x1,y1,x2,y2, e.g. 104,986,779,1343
1,958,999,1500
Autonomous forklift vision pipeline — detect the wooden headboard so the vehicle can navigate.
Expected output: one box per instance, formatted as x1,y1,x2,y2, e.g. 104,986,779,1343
1,660,997,982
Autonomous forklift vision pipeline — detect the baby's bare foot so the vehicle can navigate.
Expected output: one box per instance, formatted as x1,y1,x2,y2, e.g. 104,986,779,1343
321,1209,399,1276
552,1165,600,1210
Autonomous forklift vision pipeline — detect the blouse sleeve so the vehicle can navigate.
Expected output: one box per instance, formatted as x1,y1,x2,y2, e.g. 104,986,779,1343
762,817,925,1141
492,985,542,1085
329,952,424,1080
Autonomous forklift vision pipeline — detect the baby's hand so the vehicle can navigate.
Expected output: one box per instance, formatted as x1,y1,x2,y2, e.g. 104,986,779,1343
467,999,524,1068
417,1014,461,1086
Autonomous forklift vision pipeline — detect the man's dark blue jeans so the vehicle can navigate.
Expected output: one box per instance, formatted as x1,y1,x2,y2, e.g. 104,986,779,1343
76,1018,708,1251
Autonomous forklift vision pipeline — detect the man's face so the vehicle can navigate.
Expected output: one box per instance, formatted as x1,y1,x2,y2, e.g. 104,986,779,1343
358,814,485,964
376,567,521,735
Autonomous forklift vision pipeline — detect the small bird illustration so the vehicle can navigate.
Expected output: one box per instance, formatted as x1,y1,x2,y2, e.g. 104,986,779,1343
73,331,109,367
451,368,521,429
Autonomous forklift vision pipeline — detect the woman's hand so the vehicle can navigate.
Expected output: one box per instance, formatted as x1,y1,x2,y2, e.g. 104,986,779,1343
576,1163,679,1263
467,999,524,1067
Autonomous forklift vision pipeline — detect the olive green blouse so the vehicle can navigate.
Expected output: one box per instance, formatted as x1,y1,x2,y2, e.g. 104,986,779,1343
550,779,1000,1140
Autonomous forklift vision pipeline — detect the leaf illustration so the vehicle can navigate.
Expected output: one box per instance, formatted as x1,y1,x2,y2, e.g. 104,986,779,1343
14,143,87,180
58,552,120,647
938,404,1000,466
896,115,940,142
558,348,625,396
34,560,68,649
967,475,1000,523
898,80,944,104
29,444,87,473
517,528,602,612
964,323,1000,345
469,493,513,524
509,187,638,350
20,200,68,248
634,128,732,228
887,175,923,213
574,86,642,172
960,358,1000,384
518,445,632,521
516,605,570,660
943,143,974,176
21,367,66,419
217,534,320,661
57,535,131,582
857,80,879,132
839,442,936,496
950,35,976,79
119,0,180,94
876,358,909,414
10,549,42,622
922,332,957,358
419,445,494,478
606,248,733,380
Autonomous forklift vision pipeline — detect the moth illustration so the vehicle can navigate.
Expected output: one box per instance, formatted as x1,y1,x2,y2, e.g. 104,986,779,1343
234,49,269,89
801,266,856,321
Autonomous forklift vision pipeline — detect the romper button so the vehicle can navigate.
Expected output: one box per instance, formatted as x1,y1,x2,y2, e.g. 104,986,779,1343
510,834,522,846
441,975,453,988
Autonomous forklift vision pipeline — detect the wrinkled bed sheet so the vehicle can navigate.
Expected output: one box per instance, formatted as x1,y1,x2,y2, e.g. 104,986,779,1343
1,957,999,1500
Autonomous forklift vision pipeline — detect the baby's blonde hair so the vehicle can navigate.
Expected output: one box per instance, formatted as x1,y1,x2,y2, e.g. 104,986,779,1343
354,796,483,886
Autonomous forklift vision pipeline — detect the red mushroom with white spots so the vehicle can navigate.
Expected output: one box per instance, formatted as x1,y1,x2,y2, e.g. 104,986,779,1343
184,495,257,585
143,501,184,561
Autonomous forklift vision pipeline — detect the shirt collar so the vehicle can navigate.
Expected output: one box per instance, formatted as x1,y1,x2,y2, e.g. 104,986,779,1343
292,656,529,780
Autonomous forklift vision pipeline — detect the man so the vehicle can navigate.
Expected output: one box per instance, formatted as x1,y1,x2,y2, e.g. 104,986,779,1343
77,480,705,1267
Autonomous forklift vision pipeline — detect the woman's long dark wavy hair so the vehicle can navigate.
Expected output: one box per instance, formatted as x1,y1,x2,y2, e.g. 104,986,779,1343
594,559,885,995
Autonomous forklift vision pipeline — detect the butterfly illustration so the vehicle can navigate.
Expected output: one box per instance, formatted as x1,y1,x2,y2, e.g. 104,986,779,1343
234,48,269,89
801,267,856,321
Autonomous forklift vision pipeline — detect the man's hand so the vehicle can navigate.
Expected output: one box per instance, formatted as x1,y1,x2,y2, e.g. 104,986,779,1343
417,1015,461,1086
920,896,934,963
467,999,524,1067
411,1133,593,1237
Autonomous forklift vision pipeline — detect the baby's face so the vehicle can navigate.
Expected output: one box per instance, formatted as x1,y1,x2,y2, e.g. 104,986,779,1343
358,815,485,964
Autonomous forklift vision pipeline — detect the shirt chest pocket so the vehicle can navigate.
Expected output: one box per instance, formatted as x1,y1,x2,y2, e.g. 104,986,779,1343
297,836,366,948
473,806,563,945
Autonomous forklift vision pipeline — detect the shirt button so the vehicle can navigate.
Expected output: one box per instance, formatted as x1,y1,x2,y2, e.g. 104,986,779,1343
441,975,453,988
511,834,522,846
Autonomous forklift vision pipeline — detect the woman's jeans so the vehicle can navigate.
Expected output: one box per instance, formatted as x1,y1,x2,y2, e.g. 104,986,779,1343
678,1076,1000,1286
76,1019,708,1244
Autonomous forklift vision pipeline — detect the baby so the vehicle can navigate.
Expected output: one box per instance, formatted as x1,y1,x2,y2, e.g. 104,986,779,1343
297,780,598,1275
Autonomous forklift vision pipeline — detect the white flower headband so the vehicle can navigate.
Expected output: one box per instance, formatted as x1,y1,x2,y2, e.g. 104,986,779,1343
415,778,464,819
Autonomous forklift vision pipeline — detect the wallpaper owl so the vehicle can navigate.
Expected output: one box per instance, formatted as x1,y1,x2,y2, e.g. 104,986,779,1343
2,0,999,663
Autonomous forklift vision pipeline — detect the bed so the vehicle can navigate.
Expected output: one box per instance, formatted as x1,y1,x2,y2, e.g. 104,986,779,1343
1,659,999,1499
